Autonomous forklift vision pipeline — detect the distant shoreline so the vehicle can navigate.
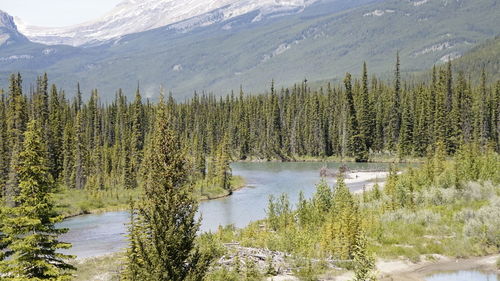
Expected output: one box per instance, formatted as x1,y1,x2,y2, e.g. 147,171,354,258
234,155,425,164
61,175,247,220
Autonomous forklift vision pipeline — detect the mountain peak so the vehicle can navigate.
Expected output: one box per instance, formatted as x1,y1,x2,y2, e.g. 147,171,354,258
0,10,18,31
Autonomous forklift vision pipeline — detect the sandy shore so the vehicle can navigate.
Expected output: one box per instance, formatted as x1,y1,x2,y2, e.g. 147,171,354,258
344,171,389,185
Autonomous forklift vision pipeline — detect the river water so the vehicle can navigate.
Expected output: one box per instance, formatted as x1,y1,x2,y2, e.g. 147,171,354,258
425,270,499,281
59,162,395,258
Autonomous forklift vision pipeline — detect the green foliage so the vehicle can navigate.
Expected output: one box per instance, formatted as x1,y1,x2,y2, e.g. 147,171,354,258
0,120,74,280
122,102,214,281
352,233,377,281
214,147,500,274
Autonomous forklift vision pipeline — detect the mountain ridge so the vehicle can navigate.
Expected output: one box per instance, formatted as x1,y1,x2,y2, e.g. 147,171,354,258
17,0,318,46
0,0,498,101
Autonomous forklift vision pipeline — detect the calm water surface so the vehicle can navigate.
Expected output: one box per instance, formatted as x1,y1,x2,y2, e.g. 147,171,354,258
60,162,397,258
425,270,499,281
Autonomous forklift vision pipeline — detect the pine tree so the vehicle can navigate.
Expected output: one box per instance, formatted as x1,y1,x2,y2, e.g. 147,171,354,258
359,62,373,150
0,91,8,197
122,201,145,280
6,73,27,204
122,100,213,281
0,120,74,280
62,121,75,189
398,90,414,157
130,88,145,180
388,53,401,151
352,233,377,281
72,112,86,190
0,203,11,269
345,73,368,162
122,133,137,189
48,84,64,180
215,135,232,192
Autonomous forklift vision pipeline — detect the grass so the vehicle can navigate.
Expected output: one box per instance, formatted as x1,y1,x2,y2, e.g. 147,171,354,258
55,176,245,218
55,186,141,218
71,253,124,281
194,176,246,201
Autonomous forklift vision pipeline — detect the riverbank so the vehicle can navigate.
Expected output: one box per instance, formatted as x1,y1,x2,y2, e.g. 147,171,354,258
72,247,500,281
57,176,246,219
197,176,246,201
235,154,425,164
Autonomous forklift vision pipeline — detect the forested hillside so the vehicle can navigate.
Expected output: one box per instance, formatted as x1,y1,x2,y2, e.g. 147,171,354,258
1,0,498,99
451,36,500,83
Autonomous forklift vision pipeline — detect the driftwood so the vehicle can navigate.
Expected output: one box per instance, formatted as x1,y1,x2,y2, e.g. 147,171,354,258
215,244,345,275
319,164,351,178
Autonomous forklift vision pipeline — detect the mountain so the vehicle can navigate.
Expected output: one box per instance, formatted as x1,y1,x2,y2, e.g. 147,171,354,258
17,0,319,46
0,0,499,101
0,10,29,47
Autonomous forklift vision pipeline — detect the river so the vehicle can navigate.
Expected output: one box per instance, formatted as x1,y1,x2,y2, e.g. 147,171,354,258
59,161,397,258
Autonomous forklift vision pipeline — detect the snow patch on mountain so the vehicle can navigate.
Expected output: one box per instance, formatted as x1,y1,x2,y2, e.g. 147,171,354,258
412,0,431,6
0,54,33,61
16,0,318,47
438,52,461,63
363,9,395,17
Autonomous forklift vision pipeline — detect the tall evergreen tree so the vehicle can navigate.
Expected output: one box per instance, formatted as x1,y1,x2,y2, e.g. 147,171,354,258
5,73,27,204
0,120,74,280
359,62,373,150
345,73,368,162
388,53,401,150
48,84,64,180
72,112,86,190
122,100,213,281
0,91,8,197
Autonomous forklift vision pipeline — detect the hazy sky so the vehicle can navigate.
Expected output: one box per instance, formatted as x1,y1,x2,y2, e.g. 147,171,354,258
1,0,123,27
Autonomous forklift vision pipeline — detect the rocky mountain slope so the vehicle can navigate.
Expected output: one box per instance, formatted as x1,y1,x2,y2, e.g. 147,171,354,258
17,0,319,46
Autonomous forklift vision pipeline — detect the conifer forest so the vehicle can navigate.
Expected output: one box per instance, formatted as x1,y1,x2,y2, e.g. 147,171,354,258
0,56,499,280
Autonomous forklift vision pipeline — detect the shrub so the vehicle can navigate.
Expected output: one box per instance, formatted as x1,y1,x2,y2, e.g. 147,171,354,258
381,209,441,226
463,198,500,247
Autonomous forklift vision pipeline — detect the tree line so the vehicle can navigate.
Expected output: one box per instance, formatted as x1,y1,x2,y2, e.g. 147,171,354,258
0,57,499,201
0,56,498,280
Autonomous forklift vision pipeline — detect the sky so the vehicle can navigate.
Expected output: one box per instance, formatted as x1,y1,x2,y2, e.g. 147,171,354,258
1,0,123,27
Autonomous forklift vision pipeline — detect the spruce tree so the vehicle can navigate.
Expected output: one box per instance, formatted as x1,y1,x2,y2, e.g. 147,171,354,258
6,73,27,204
344,73,368,162
0,120,74,280
388,53,401,150
0,92,8,197
48,84,64,181
123,100,213,281
62,121,75,189
398,90,414,157
359,62,373,150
